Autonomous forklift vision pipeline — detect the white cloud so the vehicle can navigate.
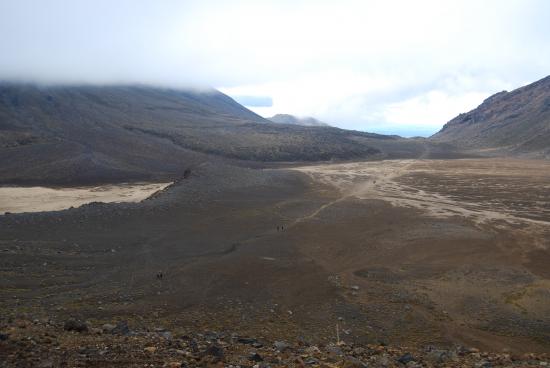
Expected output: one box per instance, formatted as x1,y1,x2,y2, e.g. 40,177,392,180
1,0,549,135
382,91,490,130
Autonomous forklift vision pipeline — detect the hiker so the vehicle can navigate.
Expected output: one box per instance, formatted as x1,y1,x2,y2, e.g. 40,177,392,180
156,271,163,280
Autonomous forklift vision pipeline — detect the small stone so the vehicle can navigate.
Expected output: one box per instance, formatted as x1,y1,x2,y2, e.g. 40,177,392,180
274,341,290,352
249,352,263,362
353,347,365,355
304,357,319,365
38,359,54,368
397,352,414,364
343,356,367,368
63,319,88,333
204,331,221,341
426,349,455,363
160,331,172,340
305,346,321,354
376,355,390,366
475,361,492,368
237,337,257,345
326,345,344,356
144,346,157,353
111,321,130,335
203,344,224,362
165,362,181,368
102,324,116,333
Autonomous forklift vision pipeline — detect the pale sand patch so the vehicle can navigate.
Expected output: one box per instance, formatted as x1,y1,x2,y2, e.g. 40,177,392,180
0,182,172,214
291,159,550,228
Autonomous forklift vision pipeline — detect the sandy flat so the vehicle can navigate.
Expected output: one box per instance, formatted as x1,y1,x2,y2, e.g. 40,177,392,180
292,158,550,226
0,182,172,214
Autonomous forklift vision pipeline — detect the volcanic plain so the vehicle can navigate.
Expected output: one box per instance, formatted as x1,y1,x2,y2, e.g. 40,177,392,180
1,157,549,362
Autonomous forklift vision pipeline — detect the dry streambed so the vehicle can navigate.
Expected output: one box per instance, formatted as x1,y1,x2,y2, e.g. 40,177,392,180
0,182,172,214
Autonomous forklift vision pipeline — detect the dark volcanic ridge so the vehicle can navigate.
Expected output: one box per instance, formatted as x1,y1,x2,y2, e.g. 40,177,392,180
0,83,464,185
432,75,550,157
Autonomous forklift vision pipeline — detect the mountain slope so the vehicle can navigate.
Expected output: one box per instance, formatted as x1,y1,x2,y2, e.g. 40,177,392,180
269,113,330,127
432,75,550,157
0,84,385,184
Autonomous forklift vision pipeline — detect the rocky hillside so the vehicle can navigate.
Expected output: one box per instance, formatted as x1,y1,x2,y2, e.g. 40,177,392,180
432,75,550,157
0,84,384,184
269,114,330,127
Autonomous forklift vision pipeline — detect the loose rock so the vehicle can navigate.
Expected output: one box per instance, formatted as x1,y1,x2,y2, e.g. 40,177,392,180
274,340,290,352
397,352,415,364
63,319,88,333
203,344,224,362
249,352,263,362
111,321,130,335
144,346,157,353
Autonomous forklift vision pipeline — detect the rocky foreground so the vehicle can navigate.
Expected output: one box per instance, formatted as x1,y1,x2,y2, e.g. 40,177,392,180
0,318,548,367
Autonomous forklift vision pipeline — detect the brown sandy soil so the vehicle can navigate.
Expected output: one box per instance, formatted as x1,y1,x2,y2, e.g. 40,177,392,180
292,158,550,352
0,159,549,366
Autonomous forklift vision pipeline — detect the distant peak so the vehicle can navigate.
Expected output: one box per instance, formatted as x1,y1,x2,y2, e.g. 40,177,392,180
268,114,330,127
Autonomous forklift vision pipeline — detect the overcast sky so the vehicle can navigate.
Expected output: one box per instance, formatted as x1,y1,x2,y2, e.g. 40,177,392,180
1,0,549,136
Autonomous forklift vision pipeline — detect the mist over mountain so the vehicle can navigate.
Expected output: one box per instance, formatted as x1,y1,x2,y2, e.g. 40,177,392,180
268,114,330,127
0,83,387,184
